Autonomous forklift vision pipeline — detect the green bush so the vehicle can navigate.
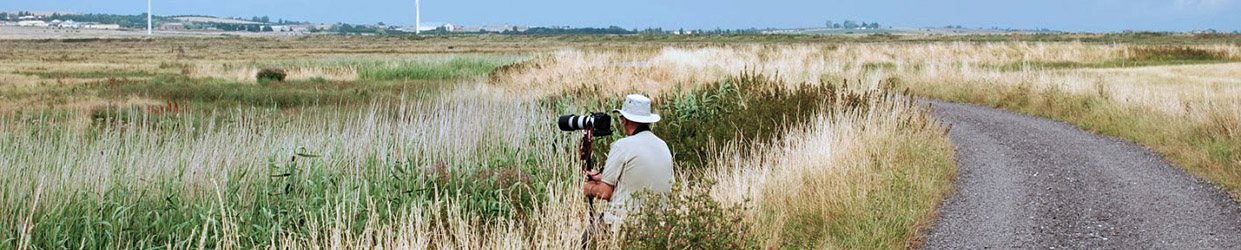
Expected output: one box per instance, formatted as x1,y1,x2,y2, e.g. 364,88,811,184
257,67,287,82
657,72,841,172
358,57,520,81
546,71,847,173
1126,46,1229,61
620,182,757,249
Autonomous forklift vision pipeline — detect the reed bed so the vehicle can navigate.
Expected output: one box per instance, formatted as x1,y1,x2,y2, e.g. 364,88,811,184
1,86,592,248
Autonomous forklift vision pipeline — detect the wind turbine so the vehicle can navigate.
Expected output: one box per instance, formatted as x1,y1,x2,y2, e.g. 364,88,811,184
146,0,152,35
415,0,421,34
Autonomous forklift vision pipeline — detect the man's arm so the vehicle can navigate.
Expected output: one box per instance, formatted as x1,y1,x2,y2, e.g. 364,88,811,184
584,141,627,200
583,173,615,200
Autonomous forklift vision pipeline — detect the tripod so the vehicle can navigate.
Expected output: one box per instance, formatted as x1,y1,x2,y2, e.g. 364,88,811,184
578,130,600,249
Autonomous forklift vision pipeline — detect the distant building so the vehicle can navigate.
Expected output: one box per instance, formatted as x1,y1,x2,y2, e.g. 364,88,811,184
452,24,524,33
398,22,450,32
288,24,312,32
1191,29,1219,34
17,20,47,27
84,23,120,30
52,20,82,28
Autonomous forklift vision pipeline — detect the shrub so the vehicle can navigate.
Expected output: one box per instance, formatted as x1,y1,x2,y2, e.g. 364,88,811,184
620,182,757,249
657,72,840,171
1126,46,1229,61
358,57,521,81
257,67,287,82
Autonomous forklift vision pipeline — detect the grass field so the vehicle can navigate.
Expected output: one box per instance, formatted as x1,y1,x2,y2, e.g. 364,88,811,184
1,34,1239,249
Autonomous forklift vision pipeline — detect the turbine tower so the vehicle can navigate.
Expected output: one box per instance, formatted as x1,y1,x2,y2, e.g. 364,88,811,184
415,0,421,34
146,0,152,35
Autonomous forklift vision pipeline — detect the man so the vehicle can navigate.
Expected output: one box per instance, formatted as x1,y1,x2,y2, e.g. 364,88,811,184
582,94,674,229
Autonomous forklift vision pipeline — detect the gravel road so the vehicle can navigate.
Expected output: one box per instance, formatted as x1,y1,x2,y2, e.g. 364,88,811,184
921,100,1241,249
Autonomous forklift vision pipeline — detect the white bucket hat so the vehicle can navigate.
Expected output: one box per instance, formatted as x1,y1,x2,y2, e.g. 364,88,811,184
612,94,661,123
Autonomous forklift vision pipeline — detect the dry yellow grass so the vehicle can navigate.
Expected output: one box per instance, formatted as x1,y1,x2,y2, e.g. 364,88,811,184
708,94,953,248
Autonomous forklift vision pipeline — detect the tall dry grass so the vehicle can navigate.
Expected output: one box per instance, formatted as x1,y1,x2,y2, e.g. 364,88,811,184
0,85,594,249
707,93,953,248
495,42,1239,99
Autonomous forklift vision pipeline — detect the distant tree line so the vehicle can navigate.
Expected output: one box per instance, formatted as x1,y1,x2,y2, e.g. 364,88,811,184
2,11,36,20
327,23,394,34
37,13,175,28
418,26,766,35
3,11,768,36
202,23,273,32
519,26,633,34
676,28,766,35
825,19,882,29
250,16,271,23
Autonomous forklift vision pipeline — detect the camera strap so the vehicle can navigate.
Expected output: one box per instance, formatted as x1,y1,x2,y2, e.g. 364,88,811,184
631,126,651,136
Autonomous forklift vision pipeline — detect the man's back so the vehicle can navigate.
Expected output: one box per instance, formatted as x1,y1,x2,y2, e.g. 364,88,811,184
599,131,674,215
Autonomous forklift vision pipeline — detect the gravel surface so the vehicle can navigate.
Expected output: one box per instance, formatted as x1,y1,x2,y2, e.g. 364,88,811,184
921,100,1241,249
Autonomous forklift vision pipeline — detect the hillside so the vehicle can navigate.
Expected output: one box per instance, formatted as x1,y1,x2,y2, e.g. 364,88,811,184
172,16,263,24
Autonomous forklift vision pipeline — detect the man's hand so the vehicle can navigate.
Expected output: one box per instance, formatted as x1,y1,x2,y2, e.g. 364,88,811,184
583,170,602,182
582,176,615,200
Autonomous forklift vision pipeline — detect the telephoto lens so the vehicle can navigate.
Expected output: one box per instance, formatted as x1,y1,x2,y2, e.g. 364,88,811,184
558,114,591,131
557,113,612,137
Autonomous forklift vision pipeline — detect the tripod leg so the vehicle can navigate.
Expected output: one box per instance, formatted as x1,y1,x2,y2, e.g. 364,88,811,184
580,199,595,249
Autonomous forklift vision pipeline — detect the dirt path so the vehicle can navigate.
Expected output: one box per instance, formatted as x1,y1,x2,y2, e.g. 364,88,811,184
921,100,1241,249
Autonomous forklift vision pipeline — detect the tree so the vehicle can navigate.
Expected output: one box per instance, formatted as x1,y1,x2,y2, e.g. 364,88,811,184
262,25,274,32
261,16,270,23
377,22,385,26
843,20,858,29
825,20,833,28
833,23,842,29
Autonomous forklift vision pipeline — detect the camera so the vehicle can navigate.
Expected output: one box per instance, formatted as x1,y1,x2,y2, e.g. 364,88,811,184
558,112,613,137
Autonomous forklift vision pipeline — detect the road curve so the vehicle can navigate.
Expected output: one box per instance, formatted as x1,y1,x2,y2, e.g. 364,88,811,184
920,100,1241,249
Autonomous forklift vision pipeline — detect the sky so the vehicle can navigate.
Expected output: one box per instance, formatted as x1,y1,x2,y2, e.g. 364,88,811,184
5,0,1240,32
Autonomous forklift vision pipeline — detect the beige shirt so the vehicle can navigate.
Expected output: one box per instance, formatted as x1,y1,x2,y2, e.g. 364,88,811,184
599,131,674,223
